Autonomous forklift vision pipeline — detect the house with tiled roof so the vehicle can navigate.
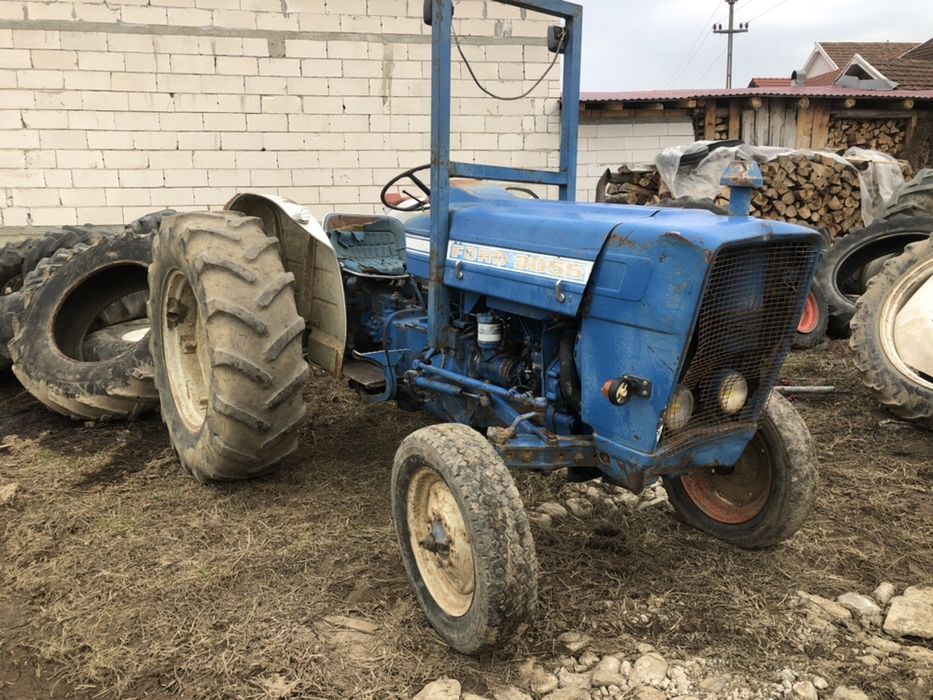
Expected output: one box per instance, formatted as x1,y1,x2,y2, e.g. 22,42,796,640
797,40,933,90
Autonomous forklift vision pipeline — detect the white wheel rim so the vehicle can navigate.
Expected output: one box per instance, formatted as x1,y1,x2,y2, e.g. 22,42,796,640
880,256,933,390
162,270,210,431
407,467,475,617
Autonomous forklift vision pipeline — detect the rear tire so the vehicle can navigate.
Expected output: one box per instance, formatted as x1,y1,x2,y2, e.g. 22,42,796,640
849,239,933,428
148,211,308,481
392,424,538,654
791,281,828,351
662,392,817,549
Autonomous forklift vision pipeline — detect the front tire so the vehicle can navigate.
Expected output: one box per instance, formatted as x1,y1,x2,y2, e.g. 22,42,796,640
392,424,538,654
148,211,308,481
663,392,817,549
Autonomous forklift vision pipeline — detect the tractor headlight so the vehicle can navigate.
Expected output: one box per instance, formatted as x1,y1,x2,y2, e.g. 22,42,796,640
715,370,748,415
665,385,694,431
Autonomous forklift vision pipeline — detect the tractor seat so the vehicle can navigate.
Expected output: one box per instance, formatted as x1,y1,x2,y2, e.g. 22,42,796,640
323,214,408,277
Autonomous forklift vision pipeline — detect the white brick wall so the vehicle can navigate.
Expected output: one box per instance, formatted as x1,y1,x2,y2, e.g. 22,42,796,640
0,0,564,225
576,116,695,203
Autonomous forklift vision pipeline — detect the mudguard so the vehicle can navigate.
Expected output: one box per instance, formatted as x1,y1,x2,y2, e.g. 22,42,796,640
224,193,347,375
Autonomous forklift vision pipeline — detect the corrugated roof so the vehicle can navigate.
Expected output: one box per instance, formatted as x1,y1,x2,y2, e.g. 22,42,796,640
579,86,933,103
817,41,920,70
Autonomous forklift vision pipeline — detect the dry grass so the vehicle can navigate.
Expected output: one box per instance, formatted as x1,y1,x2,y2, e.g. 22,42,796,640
1,341,931,699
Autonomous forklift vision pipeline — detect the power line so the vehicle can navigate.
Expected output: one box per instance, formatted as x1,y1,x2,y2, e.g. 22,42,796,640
665,0,721,88
693,46,729,87
748,0,792,23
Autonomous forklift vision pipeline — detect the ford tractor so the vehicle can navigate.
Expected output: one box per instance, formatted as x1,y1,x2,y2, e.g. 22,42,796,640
147,0,822,653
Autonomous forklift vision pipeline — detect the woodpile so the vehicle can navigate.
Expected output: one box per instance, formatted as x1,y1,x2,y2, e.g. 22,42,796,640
601,152,913,239
827,118,907,157
731,154,864,239
603,166,669,205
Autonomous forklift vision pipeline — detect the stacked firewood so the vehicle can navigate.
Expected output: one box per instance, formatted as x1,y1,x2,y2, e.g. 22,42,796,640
827,118,907,157
603,166,669,205
731,154,864,238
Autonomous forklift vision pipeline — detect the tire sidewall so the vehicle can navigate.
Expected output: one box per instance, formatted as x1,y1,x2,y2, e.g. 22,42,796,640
391,443,494,654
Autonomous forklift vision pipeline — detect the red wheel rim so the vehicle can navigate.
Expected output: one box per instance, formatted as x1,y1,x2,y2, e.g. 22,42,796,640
797,291,819,334
680,434,773,524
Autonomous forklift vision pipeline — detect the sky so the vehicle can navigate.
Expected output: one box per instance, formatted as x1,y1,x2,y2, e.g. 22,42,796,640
572,0,933,92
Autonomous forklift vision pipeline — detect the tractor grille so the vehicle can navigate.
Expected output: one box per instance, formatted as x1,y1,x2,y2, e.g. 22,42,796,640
661,239,820,450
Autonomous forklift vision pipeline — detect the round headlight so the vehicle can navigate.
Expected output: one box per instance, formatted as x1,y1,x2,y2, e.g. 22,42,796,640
665,385,694,431
716,370,748,415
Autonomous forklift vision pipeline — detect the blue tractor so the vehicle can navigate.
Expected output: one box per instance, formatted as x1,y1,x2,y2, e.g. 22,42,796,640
147,0,822,654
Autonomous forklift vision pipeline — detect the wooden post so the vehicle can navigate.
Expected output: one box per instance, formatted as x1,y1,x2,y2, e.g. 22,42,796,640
728,99,741,140
796,103,815,149
704,101,718,140
810,102,831,150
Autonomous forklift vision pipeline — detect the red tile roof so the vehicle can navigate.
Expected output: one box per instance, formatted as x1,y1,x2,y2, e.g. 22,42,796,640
806,69,843,86
579,87,933,103
902,39,933,62
748,77,792,87
817,41,921,70
872,58,933,89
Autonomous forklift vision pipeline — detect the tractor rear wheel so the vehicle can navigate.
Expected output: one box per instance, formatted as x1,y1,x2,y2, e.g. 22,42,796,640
148,211,308,482
791,281,828,351
662,392,817,549
392,424,538,654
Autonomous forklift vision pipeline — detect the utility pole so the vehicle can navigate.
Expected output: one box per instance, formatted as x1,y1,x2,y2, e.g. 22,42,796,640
713,0,749,88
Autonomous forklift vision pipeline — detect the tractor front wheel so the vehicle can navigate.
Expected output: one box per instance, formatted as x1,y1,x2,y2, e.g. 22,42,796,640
662,392,817,549
392,424,538,654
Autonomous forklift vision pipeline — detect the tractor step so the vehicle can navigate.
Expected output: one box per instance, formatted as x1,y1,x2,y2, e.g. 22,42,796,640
343,359,386,390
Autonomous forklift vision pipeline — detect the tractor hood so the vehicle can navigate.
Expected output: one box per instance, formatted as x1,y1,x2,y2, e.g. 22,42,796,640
404,187,814,318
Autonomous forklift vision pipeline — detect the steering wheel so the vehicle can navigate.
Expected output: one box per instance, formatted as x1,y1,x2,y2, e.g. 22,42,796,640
381,164,432,211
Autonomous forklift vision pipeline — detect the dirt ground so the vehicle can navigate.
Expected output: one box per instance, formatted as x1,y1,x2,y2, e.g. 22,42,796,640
1,339,931,699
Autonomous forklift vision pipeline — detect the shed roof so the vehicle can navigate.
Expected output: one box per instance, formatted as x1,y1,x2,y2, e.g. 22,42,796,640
579,87,933,104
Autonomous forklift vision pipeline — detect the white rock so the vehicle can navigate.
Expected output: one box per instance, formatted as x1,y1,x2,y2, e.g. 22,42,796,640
857,654,879,666
591,656,626,689
578,651,600,670
831,687,869,700
413,678,461,700
791,680,818,700
524,664,559,695
811,676,829,690
632,653,668,685
492,687,532,700
883,585,933,639
558,631,592,653
902,645,933,664
557,668,592,689
633,687,665,700
527,512,553,528
698,674,729,694
585,485,603,503
538,502,570,518
0,482,18,505
668,666,690,694
635,642,655,653
836,592,882,618
565,497,594,518
873,581,896,605
463,694,490,700
541,689,590,700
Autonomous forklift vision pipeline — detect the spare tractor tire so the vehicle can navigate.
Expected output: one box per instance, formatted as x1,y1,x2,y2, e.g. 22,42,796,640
82,319,150,362
791,280,829,351
817,216,933,337
9,234,158,421
883,169,933,220
850,238,933,428
148,211,308,482
0,225,110,371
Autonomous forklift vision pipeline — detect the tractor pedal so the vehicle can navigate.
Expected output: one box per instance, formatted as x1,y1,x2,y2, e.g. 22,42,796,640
343,359,386,390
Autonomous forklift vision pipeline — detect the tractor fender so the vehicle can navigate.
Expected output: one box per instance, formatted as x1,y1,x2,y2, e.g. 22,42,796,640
224,192,347,375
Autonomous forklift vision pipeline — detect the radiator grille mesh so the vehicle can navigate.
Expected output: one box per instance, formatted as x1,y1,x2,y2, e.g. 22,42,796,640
661,239,820,449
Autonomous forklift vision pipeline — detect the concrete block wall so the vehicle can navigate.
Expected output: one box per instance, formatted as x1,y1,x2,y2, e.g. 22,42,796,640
576,116,695,203
0,0,562,225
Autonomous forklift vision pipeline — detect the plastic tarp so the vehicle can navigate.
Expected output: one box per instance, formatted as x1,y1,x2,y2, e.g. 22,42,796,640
655,142,905,226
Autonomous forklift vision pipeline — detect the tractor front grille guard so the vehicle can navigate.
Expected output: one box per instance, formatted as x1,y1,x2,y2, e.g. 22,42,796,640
661,239,820,450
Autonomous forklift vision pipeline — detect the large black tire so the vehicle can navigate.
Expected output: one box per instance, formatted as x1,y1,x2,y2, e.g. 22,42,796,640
9,234,158,421
791,280,829,351
662,392,817,549
148,211,308,482
0,226,108,370
883,169,933,220
82,319,150,362
850,238,933,428
392,423,538,654
818,216,933,337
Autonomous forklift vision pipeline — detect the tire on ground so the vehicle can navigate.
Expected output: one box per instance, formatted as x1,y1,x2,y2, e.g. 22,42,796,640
849,238,933,428
392,423,538,654
148,211,308,481
791,280,829,351
883,169,933,220
817,215,933,337
9,234,158,421
0,226,108,370
662,391,817,549
83,319,151,362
